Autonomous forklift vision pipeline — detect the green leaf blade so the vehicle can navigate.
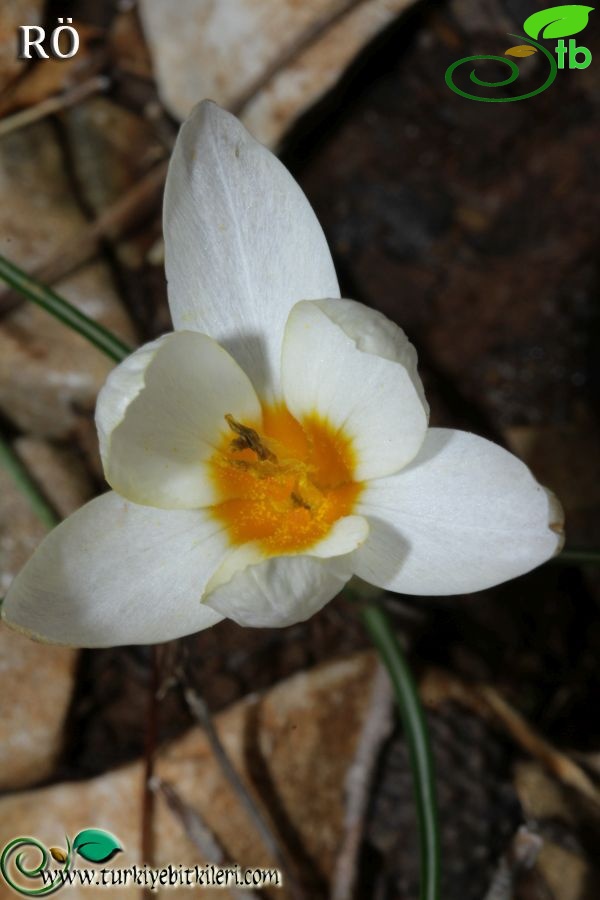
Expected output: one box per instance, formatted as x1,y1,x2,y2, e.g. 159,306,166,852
523,4,594,40
0,254,132,364
73,829,122,864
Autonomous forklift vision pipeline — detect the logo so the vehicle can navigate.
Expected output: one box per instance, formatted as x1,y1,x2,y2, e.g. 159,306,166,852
445,4,594,101
1,829,121,895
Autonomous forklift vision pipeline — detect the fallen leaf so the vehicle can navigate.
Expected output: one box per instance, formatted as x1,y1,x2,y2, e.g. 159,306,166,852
139,0,419,148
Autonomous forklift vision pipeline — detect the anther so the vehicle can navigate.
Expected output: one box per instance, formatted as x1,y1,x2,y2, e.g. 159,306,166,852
225,414,277,462
291,491,311,510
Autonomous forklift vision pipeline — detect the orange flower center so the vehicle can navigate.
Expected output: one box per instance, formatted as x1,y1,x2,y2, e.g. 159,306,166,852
209,405,362,555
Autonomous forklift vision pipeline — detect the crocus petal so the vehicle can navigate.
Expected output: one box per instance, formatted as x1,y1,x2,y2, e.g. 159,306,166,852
203,553,354,628
205,512,368,596
1,492,229,647
354,428,564,595
96,331,261,509
281,299,429,480
164,100,340,398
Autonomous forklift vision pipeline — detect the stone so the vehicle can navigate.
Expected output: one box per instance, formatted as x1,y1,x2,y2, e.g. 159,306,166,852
0,652,376,897
139,0,418,148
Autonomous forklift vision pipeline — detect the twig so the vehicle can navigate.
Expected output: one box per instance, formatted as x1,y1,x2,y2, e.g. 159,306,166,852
478,685,600,806
0,160,168,320
331,662,394,900
151,776,257,900
182,679,306,900
0,76,109,139
483,825,543,900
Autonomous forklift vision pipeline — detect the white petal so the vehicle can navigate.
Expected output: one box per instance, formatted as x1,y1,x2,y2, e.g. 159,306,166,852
164,101,340,397
354,428,564,595
204,553,354,628
1,492,228,647
96,331,261,509
205,513,368,597
281,300,429,480
310,514,369,558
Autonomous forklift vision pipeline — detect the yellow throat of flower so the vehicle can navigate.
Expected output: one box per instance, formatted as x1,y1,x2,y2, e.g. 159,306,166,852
209,405,362,555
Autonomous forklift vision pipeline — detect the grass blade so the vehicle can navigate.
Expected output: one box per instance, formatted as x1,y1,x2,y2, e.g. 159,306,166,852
0,432,59,531
0,253,132,363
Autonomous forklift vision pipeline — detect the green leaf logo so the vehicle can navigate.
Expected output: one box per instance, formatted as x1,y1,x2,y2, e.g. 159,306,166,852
72,829,122,864
523,5,594,40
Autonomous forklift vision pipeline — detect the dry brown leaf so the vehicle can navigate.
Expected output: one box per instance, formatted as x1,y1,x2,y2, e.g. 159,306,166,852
0,653,377,899
139,0,418,148
505,44,538,57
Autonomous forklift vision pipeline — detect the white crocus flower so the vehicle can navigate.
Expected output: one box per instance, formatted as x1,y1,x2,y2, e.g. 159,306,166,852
2,102,563,647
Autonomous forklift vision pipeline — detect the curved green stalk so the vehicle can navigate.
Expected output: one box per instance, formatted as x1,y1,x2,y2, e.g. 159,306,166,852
361,603,441,900
0,254,132,363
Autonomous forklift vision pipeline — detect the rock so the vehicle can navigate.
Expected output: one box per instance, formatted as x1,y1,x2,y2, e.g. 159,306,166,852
139,0,417,148
0,653,376,897
0,1,44,92
0,121,136,438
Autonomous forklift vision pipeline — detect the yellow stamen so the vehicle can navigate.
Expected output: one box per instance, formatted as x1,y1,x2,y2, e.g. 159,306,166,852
209,406,362,554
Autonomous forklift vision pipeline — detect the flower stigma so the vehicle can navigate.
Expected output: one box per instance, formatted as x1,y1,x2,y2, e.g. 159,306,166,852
209,406,363,554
